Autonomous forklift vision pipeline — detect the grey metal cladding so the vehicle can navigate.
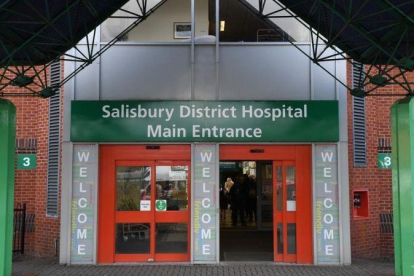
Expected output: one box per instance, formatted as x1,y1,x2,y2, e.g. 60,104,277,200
352,62,367,167
47,61,62,217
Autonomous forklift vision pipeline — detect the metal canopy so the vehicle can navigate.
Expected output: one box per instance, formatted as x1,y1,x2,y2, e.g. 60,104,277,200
0,0,166,97
0,0,129,66
277,0,414,65
1,0,414,97
240,0,414,96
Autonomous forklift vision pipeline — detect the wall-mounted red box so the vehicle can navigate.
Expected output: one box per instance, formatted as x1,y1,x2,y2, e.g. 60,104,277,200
353,189,369,220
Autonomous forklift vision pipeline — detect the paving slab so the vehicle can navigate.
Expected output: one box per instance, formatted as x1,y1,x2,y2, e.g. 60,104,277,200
12,258,395,276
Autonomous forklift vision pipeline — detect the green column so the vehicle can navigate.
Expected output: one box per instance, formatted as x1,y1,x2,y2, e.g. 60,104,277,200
0,99,16,276
391,97,414,276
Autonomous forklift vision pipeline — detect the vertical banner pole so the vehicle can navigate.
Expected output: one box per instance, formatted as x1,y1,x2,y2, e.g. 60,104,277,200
391,97,414,276
0,99,16,276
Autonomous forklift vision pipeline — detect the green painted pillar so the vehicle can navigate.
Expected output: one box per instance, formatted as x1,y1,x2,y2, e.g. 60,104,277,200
0,99,16,276
391,97,414,276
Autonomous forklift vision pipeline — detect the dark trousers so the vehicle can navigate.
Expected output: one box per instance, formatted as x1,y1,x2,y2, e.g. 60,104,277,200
231,202,245,225
247,200,257,221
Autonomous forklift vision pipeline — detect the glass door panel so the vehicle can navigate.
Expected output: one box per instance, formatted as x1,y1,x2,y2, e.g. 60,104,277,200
98,145,192,264
276,166,283,211
116,166,151,211
274,161,297,263
287,223,296,254
276,223,283,254
286,166,296,212
114,161,155,262
155,223,188,253
257,161,273,230
116,223,151,254
155,165,189,211
154,162,191,261
114,161,191,262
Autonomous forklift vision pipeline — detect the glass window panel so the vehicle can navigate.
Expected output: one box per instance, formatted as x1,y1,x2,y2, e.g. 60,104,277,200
286,166,296,212
78,30,97,45
156,166,189,211
101,0,192,42
276,166,283,211
117,166,151,211
156,223,188,253
277,223,283,254
218,0,309,42
287,223,296,254
116,223,150,254
195,0,214,41
260,163,273,201
259,0,310,42
260,204,273,228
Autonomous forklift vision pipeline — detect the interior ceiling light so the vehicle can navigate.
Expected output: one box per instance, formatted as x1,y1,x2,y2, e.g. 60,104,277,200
220,21,225,32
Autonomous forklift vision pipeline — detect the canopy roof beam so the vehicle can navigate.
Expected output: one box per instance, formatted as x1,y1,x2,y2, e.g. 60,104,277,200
0,0,168,98
239,0,414,97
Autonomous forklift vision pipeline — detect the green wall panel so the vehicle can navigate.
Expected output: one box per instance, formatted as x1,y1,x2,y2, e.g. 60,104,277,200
0,99,16,276
391,97,414,276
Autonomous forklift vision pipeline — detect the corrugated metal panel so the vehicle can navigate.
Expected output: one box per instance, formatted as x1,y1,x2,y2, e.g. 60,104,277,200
46,61,61,217
352,62,367,167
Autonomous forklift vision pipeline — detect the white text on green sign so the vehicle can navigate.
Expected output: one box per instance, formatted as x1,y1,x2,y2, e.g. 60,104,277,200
71,101,339,142
17,154,36,170
378,153,392,169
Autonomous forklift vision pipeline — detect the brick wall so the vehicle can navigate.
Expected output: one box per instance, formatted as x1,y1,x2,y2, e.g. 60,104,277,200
347,64,406,259
3,59,409,260
3,66,63,257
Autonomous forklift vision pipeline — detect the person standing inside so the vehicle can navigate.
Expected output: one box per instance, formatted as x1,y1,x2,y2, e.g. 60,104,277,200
229,176,247,226
224,177,234,192
220,187,228,220
242,174,250,219
224,177,234,211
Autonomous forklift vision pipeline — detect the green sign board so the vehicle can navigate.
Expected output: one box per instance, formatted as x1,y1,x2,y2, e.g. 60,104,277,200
71,101,339,142
17,154,36,169
156,200,167,211
378,153,392,169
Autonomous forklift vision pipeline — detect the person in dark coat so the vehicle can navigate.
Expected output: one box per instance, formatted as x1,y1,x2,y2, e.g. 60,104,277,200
229,176,247,226
220,187,228,219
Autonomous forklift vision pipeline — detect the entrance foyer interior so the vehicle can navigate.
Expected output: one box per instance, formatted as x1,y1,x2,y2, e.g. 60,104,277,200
219,161,274,261
219,145,313,263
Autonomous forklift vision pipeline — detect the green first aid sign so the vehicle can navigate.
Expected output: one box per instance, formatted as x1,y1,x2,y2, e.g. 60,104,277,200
156,200,167,211
17,154,36,169
378,153,392,169
71,100,339,142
